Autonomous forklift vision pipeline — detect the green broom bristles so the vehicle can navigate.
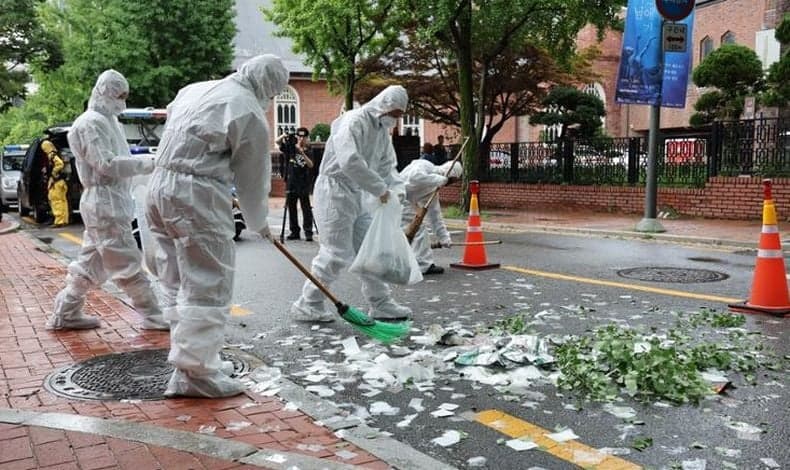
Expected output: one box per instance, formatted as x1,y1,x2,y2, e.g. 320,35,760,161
337,303,411,344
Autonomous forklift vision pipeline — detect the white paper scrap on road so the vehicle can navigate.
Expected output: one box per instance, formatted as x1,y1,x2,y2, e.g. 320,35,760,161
283,402,299,411
370,401,400,416
573,449,606,465
341,337,361,356
603,404,637,420
760,458,780,468
506,438,538,451
467,456,487,467
396,413,418,428
306,385,335,397
439,403,460,411
546,429,579,442
197,425,216,435
408,398,424,412
176,415,191,422
725,420,763,441
432,430,462,447
681,459,707,470
304,374,326,383
431,409,455,418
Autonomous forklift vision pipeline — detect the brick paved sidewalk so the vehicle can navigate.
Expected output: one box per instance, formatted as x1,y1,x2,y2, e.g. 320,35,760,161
0,230,388,469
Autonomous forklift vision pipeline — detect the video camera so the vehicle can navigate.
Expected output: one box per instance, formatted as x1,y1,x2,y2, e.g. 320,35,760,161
279,132,298,156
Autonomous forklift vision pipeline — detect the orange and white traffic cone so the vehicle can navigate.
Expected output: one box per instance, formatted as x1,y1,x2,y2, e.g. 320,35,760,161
451,180,500,271
729,179,790,317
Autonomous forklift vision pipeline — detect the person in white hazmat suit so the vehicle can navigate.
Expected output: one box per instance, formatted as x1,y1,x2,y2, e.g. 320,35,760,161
291,85,413,323
47,70,166,331
145,55,288,398
400,159,462,275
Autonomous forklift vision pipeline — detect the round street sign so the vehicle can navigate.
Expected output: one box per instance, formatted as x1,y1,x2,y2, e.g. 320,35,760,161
655,0,695,21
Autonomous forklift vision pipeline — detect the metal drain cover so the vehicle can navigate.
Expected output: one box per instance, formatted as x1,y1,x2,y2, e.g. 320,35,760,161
617,267,729,283
44,349,250,401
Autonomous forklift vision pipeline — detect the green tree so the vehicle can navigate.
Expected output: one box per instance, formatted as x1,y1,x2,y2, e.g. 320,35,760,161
763,13,789,108
690,44,764,125
403,0,621,199
529,86,605,140
0,0,62,110
42,0,235,107
264,0,408,111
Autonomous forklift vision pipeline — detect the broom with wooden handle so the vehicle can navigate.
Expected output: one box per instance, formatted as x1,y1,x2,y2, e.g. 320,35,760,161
272,239,411,343
404,136,470,243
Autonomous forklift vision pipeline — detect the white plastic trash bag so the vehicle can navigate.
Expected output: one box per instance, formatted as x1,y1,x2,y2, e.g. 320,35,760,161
350,197,423,285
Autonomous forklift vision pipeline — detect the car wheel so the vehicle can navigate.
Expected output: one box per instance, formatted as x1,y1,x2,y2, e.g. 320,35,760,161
33,204,48,223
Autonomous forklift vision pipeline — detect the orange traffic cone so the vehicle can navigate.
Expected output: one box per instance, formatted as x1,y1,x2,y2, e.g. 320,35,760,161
451,180,500,271
729,179,790,317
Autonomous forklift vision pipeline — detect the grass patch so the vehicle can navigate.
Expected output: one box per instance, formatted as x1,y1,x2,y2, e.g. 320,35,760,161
442,204,491,220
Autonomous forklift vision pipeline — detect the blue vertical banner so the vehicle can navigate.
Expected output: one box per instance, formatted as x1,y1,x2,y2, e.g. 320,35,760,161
615,0,695,108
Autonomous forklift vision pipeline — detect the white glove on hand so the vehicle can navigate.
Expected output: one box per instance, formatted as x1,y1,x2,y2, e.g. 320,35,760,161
440,238,452,248
140,158,155,174
258,225,272,242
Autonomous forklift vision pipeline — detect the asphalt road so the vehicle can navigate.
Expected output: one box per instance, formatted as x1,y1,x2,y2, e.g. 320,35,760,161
16,211,790,470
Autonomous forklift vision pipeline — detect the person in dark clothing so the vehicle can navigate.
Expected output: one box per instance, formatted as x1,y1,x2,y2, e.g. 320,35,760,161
433,135,448,164
419,142,435,163
278,127,314,241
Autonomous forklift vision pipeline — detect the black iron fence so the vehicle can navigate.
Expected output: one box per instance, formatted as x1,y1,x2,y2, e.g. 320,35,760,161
478,117,789,187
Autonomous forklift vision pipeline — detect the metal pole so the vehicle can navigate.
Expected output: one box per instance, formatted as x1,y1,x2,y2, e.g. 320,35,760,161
636,20,667,233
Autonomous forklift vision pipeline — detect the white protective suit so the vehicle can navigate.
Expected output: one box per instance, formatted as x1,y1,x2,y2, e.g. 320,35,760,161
291,85,413,322
145,54,288,398
47,70,165,331
400,159,462,272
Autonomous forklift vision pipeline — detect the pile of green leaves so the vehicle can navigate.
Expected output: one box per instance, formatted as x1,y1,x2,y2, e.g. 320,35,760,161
554,309,775,404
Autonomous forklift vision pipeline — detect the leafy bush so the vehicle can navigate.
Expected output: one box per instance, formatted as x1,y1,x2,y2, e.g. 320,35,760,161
310,123,330,142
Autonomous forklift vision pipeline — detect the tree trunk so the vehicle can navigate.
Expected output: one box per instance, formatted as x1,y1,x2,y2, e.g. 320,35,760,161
456,0,477,212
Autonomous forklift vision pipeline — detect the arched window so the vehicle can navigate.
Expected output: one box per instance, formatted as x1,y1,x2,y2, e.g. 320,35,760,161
400,114,421,138
700,36,714,62
582,82,606,129
721,31,736,45
543,105,562,142
274,86,299,137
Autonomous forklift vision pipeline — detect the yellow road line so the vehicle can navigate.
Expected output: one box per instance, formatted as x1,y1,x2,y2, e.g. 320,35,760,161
476,409,641,470
58,232,252,316
58,232,83,245
503,265,742,304
230,305,251,316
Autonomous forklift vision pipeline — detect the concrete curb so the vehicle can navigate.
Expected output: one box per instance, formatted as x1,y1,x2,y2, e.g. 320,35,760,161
445,220,760,251
0,408,357,470
0,220,20,234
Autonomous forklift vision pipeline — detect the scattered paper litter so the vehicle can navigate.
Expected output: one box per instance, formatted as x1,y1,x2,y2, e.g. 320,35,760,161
681,459,706,470
431,430,462,447
506,438,538,451
265,454,287,464
545,429,579,442
431,409,455,418
306,385,335,397
396,413,418,428
197,425,216,435
175,415,191,422
370,401,400,416
572,449,606,465
603,404,637,420
439,403,459,411
599,447,631,456
714,447,741,458
760,458,780,468
283,402,299,411
304,374,326,383
341,337,361,356
225,421,252,432
335,450,358,460
725,420,763,441
120,399,142,404
408,398,424,412
466,456,487,467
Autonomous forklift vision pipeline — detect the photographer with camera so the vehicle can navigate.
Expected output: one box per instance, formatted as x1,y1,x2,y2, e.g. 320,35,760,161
277,127,314,241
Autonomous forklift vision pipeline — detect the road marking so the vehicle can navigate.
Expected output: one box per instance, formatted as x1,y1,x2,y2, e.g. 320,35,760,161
475,409,641,469
58,232,83,245
230,305,251,316
503,265,742,304
57,233,252,316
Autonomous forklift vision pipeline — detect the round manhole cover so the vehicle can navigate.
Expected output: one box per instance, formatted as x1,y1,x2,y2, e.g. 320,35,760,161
44,349,250,401
617,267,729,283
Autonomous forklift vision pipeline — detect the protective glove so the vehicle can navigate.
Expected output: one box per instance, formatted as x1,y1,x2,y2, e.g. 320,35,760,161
139,158,155,174
440,238,452,248
258,224,272,242
379,190,390,204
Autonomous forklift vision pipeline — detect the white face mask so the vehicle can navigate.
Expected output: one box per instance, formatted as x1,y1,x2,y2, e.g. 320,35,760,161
107,97,127,116
380,115,398,129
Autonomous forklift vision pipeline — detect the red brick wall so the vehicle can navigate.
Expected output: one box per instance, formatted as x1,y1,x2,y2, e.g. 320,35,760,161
435,177,790,221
